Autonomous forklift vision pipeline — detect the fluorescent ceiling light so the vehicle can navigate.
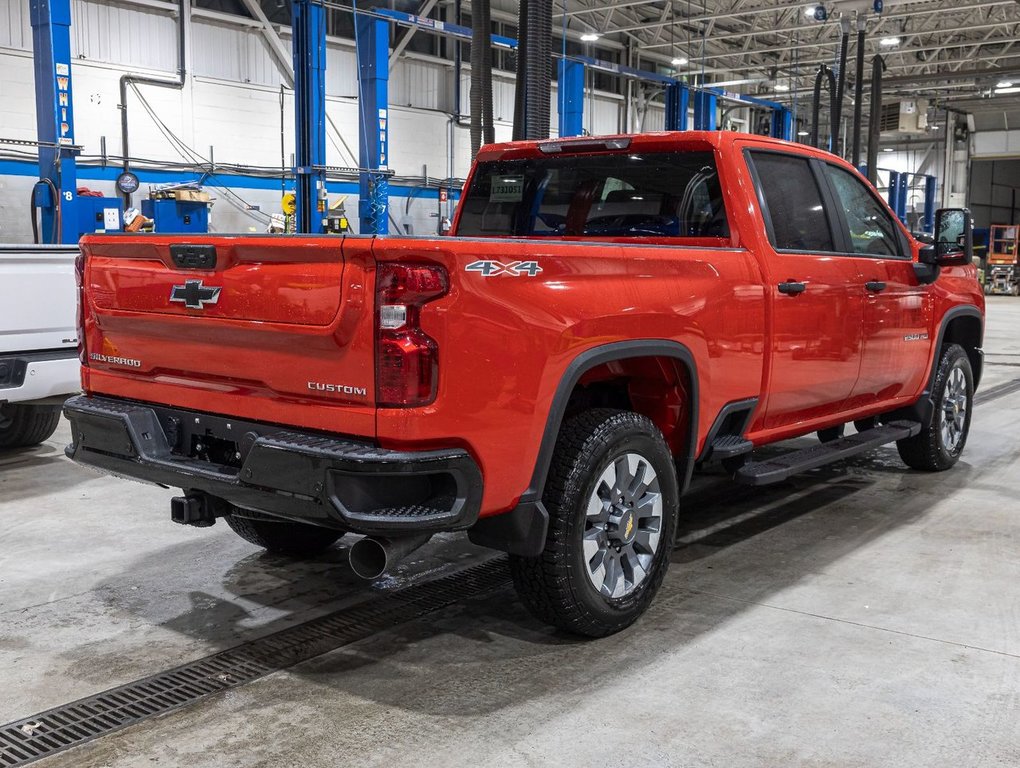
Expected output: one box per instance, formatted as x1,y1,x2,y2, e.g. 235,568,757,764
774,83,790,92
995,86,1020,94
580,32,600,42
996,80,1014,89
883,147,895,152
879,37,901,47
672,57,688,66
798,130,810,136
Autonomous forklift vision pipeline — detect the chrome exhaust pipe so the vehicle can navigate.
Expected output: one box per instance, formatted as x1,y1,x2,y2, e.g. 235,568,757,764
348,534,432,580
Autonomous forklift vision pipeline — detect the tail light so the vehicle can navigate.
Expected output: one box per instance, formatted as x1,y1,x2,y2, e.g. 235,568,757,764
375,262,448,407
74,251,87,366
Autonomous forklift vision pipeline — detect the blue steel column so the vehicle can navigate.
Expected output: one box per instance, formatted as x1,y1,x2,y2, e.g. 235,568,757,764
30,0,78,244
557,59,584,137
896,172,909,224
664,82,689,131
356,15,389,235
771,107,793,141
887,171,901,220
923,175,936,233
293,0,326,234
692,90,717,130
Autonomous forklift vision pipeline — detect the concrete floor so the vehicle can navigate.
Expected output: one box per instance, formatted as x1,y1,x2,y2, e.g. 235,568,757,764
2,298,1019,767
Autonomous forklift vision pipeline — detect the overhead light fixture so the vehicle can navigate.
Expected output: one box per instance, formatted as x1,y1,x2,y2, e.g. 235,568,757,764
580,32,600,42
774,83,790,92
798,130,810,136
672,57,688,66
995,86,1020,95
883,147,895,152
996,80,1014,89
879,37,901,47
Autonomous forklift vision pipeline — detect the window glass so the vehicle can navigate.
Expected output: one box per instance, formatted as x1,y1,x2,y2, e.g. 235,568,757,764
456,151,728,238
825,165,903,257
748,152,835,252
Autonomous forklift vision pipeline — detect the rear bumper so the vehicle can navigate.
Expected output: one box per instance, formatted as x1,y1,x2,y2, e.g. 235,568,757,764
0,349,79,404
63,395,483,535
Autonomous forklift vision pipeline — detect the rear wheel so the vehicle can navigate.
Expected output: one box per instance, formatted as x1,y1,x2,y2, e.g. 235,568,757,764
897,343,973,471
509,409,679,637
0,404,62,449
224,508,343,556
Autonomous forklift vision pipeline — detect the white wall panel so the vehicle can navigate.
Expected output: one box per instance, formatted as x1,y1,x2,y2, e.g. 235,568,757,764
71,0,177,72
0,0,31,51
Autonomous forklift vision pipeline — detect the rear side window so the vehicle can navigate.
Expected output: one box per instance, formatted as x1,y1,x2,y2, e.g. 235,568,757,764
748,152,835,252
456,151,728,239
824,164,904,257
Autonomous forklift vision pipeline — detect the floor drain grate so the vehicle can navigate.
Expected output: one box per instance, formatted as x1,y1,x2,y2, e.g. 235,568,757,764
975,377,1020,406
0,557,511,767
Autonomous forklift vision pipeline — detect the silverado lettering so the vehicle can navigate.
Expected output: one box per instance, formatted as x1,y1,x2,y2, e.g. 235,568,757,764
64,131,984,637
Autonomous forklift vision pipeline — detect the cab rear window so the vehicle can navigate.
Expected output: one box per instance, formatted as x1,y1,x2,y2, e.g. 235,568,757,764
456,151,728,239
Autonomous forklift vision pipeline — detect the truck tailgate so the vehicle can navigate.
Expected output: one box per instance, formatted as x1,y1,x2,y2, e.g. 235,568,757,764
0,245,78,355
80,235,377,437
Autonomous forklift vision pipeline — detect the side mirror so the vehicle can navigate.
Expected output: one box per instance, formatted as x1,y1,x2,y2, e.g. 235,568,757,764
931,208,973,266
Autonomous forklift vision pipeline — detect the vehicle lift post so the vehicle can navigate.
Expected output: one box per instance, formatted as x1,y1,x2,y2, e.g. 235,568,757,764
557,59,585,137
292,0,327,234
693,90,718,130
355,13,390,234
30,0,79,244
665,82,690,131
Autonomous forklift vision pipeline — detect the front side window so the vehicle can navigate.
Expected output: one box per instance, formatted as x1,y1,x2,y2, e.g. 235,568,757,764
748,151,835,252
456,151,728,239
825,165,904,257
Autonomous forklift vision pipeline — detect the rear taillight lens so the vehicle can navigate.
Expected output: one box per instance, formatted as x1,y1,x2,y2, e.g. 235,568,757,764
74,251,87,366
375,262,448,407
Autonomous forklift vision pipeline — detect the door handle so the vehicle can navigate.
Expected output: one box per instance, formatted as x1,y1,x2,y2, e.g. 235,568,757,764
865,280,887,293
778,281,807,295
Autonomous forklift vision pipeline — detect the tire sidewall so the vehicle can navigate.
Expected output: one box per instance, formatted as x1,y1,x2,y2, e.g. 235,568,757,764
560,422,678,626
932,346,974,463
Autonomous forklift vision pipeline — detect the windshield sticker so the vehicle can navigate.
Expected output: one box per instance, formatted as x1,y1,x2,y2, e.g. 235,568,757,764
490,175,525,203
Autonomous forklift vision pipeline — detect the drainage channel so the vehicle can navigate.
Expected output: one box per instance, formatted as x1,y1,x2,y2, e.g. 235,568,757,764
975,377,1020,406
0,557,511,767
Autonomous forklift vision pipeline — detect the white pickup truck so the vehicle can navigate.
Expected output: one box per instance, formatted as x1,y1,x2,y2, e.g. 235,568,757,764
0,245,80,448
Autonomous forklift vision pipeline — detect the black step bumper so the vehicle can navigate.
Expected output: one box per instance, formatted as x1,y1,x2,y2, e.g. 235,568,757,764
63,395,483,535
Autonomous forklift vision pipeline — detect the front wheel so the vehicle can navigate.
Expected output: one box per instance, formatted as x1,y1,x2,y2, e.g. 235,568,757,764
509,409,679,637
897,343,974,471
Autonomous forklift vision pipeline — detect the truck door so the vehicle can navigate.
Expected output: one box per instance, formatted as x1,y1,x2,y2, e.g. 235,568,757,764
745,150,865,430
819,163,934,406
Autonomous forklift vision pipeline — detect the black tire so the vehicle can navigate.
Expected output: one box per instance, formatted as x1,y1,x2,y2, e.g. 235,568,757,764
224,508,343,556
0,404,62,449
509,409,679,638
897,343,973,471
817,424,845,443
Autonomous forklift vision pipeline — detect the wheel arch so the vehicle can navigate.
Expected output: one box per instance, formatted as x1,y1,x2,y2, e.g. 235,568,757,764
469,340,699,556
939,307,983,389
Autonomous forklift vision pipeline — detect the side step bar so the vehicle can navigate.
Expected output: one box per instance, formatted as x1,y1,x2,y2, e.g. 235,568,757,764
735,420,922,486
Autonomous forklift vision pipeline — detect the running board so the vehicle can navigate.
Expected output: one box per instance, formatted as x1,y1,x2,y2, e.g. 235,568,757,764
734,421,922,486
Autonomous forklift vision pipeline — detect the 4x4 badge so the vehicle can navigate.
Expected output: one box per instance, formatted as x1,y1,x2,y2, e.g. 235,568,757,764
170,280,221,309
466,260,542,277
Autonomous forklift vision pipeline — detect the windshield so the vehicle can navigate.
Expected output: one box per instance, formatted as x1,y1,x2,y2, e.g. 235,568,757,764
456,151,729,239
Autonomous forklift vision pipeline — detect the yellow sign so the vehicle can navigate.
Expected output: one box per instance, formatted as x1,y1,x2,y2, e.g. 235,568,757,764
281,192,296,215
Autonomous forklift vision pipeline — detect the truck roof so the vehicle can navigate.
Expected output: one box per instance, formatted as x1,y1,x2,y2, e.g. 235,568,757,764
475,130,838,164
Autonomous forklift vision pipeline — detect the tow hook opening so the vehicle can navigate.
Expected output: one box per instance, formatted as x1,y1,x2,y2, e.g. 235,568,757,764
170,492,230,527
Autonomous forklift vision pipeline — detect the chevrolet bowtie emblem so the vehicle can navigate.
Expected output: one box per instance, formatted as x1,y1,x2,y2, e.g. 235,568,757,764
170,280,221,309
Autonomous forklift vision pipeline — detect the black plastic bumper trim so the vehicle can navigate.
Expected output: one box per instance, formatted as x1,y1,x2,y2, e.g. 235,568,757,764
62,395,483,535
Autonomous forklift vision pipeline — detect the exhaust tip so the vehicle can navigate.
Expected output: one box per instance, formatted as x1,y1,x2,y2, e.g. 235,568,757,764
349,537,389,580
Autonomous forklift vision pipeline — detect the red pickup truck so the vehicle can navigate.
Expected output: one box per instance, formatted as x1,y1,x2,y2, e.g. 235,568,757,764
65,131,983,637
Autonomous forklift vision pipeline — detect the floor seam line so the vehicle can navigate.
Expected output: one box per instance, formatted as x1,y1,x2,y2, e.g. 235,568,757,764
685,588,1020,660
